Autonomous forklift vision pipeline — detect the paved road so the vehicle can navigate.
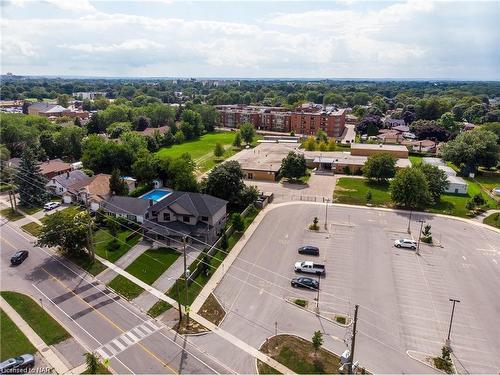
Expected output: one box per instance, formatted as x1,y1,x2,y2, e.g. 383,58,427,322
211,203,500,373
0,223,232,375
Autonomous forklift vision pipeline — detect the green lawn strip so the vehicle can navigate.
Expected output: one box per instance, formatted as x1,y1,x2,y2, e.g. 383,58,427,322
0,291,70,346
93,229,141,263
107,275,145,300
0,309,37,360
409,155,423,165
483,212,500,229
0,208,25,221
147,300,173,318
258,335,341,374
66,254,107,276
21,221,42,236
124,247,180,285
334,177,391,206
19,205,43,215
41,205,83,224
474,174,500,191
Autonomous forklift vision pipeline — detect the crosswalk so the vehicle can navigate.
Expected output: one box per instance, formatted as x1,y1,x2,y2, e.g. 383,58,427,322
96,320,163,359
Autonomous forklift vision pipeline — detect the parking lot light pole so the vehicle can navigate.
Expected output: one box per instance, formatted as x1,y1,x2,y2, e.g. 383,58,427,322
446,299,460,348
324,198,330,230
407,208,413,233
416,220,425,256
316,273,321,313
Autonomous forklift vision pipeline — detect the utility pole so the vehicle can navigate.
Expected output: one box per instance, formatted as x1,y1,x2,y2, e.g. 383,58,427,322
8,190,14,211
183,236,190,326
176,281,183,322
347,304,359,374
446,299,460,348
316,273,321,313
416,220,425,256
87,220,95,261
407,208,413,233
324,198,330,230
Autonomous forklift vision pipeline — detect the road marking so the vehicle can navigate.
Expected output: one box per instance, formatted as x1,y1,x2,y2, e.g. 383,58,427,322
493,259,498,264
462,255,467,261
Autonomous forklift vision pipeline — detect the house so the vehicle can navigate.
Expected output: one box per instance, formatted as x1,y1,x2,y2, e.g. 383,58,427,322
423,157,468,194
138,126,170,137
39,159,72,179
45,170,90,196
401,139,437,153
100,195,150,223
377,129,403,144
28,102,70,117
384,119,406,128
143,191,228,245
392,125,411,133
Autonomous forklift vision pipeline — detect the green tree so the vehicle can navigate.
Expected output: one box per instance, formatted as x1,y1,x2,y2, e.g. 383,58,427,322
315,130,328,143
442,128,499,172
233,132,242,148
174,130,185,144
439,112,459,132
239,123,255,145
203,160,246,207
181,109,203,138
327,139,336,151
303,136,316,151
169,154,198,192
214,142,224,158
15,146,50,208
109,168,128,196
84,352,99,374
362,153,396,182
390,167,432,209
57,94,70,107
134,116,150,131
56,125,86,160
106,216,120,237
352,92,371,106
231,213,244,232
280,151,307,181
416,163,449,203
312,330,323,356
131,151,158,183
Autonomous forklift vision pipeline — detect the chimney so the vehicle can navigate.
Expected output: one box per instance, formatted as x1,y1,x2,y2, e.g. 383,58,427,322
149,198,154,207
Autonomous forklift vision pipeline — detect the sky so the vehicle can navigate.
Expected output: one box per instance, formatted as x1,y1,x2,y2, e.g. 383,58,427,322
1,0,499,80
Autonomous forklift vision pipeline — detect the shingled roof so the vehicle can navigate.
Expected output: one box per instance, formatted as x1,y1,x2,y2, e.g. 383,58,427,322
147,191,227,217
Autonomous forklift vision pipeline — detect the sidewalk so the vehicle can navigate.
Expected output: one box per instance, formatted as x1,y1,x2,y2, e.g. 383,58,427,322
0,296,70,374
470,209,499,223
114,241,151,268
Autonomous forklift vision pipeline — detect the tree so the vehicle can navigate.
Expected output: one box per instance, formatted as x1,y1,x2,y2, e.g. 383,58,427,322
318,141,327,151
312,330,323,356
106,216,120,237
402,110,416,125
303,136,316,151
315,130,328,143
74,117,82,127
390,167,432,209
281,151,307,181
362,153,396,182
214,142,224,158
439,112,460,133
239,123,255,145
174,130,185,144
107,122,132,139
355,115,383,135
135,115,150,131
109,168,128,196
181,109,203,138
37,210,94,258
413,121,450,142
84,353,99,375
203,160,245,207
327,139,336,151
168,154,198,192
352,92,370,106
131,151,159,183
416,163,449,203
233,132,242,148
464,103,488,123
231,213,244,232
57,94,70,107
442,128,499,172
15,146,50,208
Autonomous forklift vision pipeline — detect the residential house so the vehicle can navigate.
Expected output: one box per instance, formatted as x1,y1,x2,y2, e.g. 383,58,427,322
45,170,90,196
39,159,72,179
377,129,403,144
143,191,228,245
100,195,150,223
401,139,437,153
423,157,468,194
384,118,406,128
138,126,170,137
392,125,411,133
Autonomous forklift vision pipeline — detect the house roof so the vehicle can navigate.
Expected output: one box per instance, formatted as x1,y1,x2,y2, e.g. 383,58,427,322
384,118,405,126
48,170,89,189
143,219,212,237
392,125,410,133
7,157,21,168
139,126,170,137
41,105,69,114
351,143,408,152
101,195,150,216
147,191,227,217
28,102,53,111
39,159,72,176
67,173,111,199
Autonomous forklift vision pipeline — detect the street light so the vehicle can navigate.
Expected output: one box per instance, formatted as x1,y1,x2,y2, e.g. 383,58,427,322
407,208,413,233
416,220,425,256
446,299,460,348
324,198,330,230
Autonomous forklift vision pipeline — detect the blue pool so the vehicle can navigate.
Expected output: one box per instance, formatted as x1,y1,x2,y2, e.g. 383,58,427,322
139,189,172,202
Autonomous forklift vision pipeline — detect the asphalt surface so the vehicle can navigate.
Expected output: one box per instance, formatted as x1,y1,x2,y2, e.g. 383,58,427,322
0,223,232,375
211,203,500,373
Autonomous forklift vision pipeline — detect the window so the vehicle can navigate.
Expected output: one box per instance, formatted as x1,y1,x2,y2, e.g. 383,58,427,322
163,212,170,221
183,216,190,222
201,216,209,222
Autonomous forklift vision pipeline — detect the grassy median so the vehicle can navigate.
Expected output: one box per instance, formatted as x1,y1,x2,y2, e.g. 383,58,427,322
0,309,37,359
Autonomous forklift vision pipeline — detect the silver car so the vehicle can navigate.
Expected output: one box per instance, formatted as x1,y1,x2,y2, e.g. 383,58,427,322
0,354,35,373
394,239,417,249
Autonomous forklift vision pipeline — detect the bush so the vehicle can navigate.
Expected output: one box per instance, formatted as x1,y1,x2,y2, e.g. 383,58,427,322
309,217,319,231
343,166,351,175
294,299,307,307
335,316,347,324
129,183,153,197
421,236,433,244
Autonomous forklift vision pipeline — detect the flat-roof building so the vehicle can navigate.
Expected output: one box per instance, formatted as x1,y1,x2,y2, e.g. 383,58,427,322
350,143,409,158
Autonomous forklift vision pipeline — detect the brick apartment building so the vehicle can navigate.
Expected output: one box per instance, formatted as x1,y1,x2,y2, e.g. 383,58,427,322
216,104,346,138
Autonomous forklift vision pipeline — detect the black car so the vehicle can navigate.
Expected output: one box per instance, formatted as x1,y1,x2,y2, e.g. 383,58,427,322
10,251,29,265
291,277,319,290
298,246,319,256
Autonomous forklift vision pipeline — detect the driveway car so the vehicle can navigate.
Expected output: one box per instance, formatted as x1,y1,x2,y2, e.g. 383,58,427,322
298,245,319,256
291,277,319,290
394,239,417,249
0,354,35,373
10,250,29,265
44,201,60,211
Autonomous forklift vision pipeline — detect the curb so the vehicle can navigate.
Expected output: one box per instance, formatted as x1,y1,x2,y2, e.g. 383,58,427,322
406,350,449,374
283,297,351,328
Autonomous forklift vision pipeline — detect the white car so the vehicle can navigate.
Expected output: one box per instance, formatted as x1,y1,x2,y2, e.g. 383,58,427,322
43,201,60,211
394,239,417,249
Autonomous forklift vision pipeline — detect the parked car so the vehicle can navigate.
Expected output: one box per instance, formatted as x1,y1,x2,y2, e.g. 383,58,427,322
294,261,325,275
298,245,319,256
10,250,29,265
0,354,35,373
43,201,60,211
394,239,417,249
291,277,319,290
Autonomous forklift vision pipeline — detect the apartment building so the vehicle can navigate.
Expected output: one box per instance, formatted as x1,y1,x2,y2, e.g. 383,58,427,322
290,108,346,138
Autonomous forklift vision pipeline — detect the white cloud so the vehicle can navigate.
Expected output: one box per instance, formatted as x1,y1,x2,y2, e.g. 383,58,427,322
44,0,96,12
59,39,164,53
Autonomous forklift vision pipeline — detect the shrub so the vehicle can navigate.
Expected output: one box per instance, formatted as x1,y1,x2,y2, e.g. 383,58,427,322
294,299,307,307
343,166,351,175
309,217,319,231
335,315,347,324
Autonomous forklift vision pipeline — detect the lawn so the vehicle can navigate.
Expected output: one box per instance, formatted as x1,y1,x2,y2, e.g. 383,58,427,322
19,205,43,215
474,174,500,192
258,335,342,374
0,183,13,192
0,291,70,346
93,228,141,263
334,177,497,218
0,309,37,360
66,254,107,276
409,155,423,165
21,221,42,236
123,247,180,285
107,275,145,300
0,208,24,221
483,212,500,229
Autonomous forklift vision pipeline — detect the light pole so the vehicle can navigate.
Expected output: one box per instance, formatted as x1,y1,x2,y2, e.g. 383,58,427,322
446,299,460,348
416,220,425,256
407,208,413,233
316,273,321,313
324,198,330,230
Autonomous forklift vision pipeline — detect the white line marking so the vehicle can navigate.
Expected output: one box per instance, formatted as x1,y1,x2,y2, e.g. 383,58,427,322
112,339,126,351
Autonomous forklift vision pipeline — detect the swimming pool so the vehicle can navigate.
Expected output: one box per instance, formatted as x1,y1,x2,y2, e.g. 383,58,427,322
139,189,172,202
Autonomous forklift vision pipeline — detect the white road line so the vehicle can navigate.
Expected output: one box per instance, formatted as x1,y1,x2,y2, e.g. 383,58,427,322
462,255,467,261
105,343,120,356
125,332,139,342
120,335,134,346
493,259,498,264
132,327,146,339
112,339,126,351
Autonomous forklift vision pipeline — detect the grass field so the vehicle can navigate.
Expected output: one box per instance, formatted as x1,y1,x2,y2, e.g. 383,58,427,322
0,208,24,221
0,309,37,360
21,221,42,236
334,177,497,218
66,253,107,276
0,291,70,346
93,228,141,263
107,275,145,300
123,247,180,285
483,212,500,229
409,155,423,165
474,174,500,192
19,205,43,215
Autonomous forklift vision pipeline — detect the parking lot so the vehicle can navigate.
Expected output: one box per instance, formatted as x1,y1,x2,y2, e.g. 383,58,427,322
210,203,500,373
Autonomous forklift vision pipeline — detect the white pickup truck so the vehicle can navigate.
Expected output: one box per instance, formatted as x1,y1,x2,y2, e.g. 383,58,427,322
294,261,325,275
